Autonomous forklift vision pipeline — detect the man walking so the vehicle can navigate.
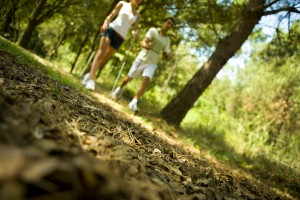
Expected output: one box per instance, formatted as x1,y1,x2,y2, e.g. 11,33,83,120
111,17,175,112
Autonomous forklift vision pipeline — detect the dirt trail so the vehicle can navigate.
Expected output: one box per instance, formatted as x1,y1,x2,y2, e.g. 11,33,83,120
0,50,291,200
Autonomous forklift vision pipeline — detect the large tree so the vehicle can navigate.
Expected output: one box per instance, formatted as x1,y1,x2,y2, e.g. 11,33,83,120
161,0,300,126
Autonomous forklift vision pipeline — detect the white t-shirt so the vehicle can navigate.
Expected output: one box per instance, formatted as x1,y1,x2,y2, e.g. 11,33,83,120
137,28,171,64
110,2,138,39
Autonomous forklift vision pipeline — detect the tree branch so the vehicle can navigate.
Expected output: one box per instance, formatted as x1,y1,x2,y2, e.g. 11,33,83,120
263,0,280,10
263,6,300,16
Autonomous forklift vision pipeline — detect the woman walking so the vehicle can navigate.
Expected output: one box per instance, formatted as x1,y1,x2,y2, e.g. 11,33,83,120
82,0,142,90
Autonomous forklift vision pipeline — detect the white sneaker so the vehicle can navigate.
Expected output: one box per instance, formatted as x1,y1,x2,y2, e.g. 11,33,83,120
82,73,90,85
128,99,138,112
85,79,95,90
111,87,122,100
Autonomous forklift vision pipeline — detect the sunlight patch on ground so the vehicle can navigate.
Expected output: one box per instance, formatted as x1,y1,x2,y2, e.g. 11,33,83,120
90,91,202,157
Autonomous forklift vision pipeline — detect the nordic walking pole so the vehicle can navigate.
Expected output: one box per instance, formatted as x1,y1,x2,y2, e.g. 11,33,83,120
111,40,135,94
81,51,95,77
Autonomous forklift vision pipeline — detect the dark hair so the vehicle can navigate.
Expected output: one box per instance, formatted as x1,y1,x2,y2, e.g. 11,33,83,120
164,17,175,23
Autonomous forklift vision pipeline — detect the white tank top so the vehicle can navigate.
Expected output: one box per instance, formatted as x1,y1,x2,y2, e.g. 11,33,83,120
110,2,138,39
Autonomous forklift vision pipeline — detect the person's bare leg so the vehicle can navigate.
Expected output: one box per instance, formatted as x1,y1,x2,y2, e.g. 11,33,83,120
120,76,133,89
128,76,150,111
134,76,150,100
111,76,133,100
89,37,116,80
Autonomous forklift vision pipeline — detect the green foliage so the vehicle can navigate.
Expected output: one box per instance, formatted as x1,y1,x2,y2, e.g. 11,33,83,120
180,21,300,196
0,36,83,90
1,0,248,77
0,0,33,41
0,36,43,68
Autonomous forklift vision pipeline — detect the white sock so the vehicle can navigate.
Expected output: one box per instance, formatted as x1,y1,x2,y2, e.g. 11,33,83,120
116,86,121,92
131,98,138,104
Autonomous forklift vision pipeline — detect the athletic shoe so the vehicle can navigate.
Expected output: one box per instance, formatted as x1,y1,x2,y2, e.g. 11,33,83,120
82,73,90,85
128,99,138,112
111,86,122,100
85,79,95,90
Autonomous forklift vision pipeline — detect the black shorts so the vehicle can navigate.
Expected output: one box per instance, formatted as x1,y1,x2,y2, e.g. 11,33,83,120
104,27,124,50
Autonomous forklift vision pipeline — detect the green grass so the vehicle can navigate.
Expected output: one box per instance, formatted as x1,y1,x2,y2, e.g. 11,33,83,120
180,107,300,198
0,36,86,92
0,36,44,69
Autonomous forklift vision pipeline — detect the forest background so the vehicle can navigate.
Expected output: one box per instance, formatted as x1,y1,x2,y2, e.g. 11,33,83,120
0,0,299,198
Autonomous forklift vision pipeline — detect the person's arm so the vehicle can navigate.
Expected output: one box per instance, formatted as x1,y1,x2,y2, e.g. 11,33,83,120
100,1,123,32
140,28,155,49
141,37,154,49
131,14,141,40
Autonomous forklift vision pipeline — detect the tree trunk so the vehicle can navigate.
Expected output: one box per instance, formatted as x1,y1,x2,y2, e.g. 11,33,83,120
161,0,266,126
48,28,67,59
1,6,13,33
70,33,89,73
1,0,18,41
18,0,47,49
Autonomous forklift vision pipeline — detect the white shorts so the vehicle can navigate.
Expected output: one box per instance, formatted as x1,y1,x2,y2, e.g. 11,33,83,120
127,58,157,79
